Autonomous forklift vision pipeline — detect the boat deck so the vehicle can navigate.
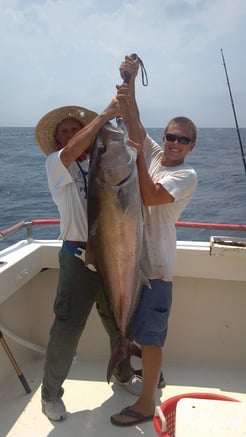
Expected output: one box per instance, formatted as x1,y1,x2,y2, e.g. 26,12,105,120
1,236,246,436
1,353,246,437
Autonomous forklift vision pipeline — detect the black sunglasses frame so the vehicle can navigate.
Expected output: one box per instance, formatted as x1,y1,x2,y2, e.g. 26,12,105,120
165,133,192,145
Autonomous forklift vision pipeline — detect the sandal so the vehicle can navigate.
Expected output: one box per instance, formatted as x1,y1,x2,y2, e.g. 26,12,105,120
110,406,154,427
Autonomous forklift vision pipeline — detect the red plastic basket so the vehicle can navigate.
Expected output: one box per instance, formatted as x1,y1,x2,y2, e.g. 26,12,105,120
153,392,239,437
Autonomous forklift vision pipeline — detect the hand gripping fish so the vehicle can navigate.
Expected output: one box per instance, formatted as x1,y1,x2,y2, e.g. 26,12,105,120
86,121,148,383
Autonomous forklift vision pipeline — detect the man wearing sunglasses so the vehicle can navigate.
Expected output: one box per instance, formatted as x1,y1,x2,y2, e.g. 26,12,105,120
110,56,197,427
162,129,196,167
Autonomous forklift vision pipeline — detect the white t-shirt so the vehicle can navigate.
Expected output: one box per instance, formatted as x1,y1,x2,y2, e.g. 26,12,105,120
142,135,197,281
45,150,89,241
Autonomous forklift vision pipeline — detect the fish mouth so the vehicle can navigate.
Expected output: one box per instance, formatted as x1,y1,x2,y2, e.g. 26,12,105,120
113,173,131,187
100,122,123,143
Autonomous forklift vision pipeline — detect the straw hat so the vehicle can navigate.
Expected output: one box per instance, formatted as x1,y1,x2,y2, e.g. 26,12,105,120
35,105,98,155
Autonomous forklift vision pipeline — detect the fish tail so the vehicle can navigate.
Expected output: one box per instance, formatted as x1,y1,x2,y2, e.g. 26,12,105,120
106,337,142,383
106,336,129,383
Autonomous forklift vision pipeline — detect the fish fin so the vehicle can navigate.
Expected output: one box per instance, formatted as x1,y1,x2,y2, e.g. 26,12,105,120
85,240,97,271
107,336,129,383
107,338,142,383
140,268,151,289
129,342,142,359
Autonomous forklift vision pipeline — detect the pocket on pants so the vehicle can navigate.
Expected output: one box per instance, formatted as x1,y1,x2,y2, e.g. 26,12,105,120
54,284,71,320
53,247,75,320
149,307,169,336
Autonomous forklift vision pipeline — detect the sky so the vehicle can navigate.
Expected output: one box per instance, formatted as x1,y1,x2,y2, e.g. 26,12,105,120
0,0,246,128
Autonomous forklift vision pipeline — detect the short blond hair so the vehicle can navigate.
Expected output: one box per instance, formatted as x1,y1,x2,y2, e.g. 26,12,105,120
165,116,197,142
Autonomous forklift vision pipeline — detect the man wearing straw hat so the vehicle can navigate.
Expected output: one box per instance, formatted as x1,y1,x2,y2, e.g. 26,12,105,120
35,100,142,421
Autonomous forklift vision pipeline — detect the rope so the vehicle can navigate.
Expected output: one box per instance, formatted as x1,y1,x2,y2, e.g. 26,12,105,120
123,53,148,86
130,53,148,86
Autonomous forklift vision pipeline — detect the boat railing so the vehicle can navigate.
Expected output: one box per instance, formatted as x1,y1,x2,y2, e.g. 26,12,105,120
1,219,246,243
0,219,60,242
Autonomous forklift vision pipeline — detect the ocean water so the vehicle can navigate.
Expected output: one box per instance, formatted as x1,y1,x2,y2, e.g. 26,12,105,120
0,126,246,250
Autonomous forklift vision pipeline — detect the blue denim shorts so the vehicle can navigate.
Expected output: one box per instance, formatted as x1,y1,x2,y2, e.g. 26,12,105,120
131,279,172,347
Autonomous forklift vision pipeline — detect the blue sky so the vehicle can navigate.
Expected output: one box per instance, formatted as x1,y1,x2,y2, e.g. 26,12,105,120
0,0,246,127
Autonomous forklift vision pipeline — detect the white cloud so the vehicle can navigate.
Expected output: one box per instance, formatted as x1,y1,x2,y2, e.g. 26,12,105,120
0,0,245,126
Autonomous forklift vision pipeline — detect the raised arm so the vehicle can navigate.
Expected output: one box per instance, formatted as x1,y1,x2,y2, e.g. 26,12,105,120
117,56,146,144
117,55,174,207
60,98,121,167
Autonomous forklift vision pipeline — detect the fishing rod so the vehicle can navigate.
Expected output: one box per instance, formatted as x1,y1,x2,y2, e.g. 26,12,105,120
220,48,246,174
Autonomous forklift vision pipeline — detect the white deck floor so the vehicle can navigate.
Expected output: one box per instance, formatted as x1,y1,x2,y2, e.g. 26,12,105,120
1,355,245,437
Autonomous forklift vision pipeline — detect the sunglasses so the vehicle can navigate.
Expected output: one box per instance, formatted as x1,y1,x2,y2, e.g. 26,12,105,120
165,133,192,145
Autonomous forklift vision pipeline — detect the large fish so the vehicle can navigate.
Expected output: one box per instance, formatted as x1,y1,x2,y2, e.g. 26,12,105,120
86,121,147,383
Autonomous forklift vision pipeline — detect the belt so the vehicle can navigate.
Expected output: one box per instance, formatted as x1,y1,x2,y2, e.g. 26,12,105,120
63,240,86,262
63,240,96,271
65,240,87,249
